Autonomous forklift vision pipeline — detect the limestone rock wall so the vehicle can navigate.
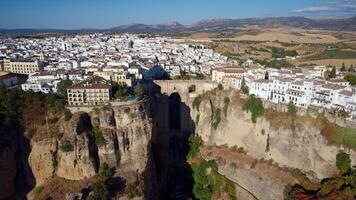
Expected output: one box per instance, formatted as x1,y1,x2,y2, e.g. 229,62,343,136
27,101,153,188
191,91,356,198
28,138,57,185
56,133,97,180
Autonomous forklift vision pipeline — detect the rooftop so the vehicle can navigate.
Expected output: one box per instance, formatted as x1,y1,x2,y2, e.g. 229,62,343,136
69,76,111,90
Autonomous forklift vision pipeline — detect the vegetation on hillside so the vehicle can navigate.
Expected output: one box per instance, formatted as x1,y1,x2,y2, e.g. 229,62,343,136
271,47,298,58
192,96,202,111
0,83,69,132
304,49,356,60
255,59,295,69
222,51,241,61
287,102,297,131
90,162,114,200
93,125,106,146
187,133,236,200
321,123,356,150
212,108,222,130
243,96,264,123
171,72,205,80
223,97,230,117
284,152,356,199
191,160,237,200
187,134,203,159
125,175,144,199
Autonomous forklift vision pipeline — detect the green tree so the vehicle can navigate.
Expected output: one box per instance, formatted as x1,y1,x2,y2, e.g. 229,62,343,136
341,62,346,72
330,66,337,79
287,102,297,117
344,74,356,85
240,78,249,95
57,79,73,98
217,83,224,90
114,84,131,101
336,151,351,174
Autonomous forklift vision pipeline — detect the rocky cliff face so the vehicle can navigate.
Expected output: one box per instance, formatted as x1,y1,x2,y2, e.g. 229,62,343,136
191,90,356,199
26,101,154,198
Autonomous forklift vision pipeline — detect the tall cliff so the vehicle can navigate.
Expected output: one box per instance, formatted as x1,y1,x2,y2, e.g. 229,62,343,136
190,90,356,200
2,100,155,199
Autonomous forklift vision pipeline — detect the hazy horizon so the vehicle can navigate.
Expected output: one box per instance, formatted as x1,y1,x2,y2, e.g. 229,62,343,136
1,0,355,29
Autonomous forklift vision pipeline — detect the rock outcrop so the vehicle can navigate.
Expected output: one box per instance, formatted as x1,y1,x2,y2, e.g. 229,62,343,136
190,90,356,199
28,138,57,185
25,100,154,198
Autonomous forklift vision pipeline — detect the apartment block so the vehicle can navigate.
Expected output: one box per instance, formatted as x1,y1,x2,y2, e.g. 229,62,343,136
67,76,112,106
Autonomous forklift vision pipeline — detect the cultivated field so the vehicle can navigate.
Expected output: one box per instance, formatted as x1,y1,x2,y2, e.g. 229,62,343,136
184,27,356,67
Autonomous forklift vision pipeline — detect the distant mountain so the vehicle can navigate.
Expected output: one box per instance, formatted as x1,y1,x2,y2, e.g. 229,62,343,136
187,17,322,31
110,21,185,33
309,16,356,31
1,16,355,36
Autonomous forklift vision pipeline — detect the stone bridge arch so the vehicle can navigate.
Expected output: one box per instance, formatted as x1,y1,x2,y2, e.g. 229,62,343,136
151,80,218,133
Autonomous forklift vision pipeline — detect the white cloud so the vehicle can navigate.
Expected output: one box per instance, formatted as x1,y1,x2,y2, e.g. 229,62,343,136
289,0,356,15
290,6,334,13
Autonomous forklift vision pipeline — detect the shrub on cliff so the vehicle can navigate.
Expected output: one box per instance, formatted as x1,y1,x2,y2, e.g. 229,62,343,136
212,108,222,129
134,84,144,97
93,125,106,146
192,96,202,111
189,84,196,93
60,140,73,152
284,153,356,199
243,96,264,123
336,151,351,174
64,109,72,121
125,175,144,199
223,97,230,117
91,180,108,200
99,162,113,180
188,134,202,159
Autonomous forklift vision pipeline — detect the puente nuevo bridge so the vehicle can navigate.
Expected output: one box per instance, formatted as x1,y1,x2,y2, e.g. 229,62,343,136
153,80,219,102
150,80,219,134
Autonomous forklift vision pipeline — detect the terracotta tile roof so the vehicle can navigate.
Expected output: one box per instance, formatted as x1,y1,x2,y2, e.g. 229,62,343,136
69,76,111,90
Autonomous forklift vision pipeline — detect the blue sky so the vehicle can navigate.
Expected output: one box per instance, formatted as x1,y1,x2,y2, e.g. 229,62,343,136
0,0,355,29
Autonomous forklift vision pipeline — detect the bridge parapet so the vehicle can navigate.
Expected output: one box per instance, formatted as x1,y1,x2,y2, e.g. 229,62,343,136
153,80,218,99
